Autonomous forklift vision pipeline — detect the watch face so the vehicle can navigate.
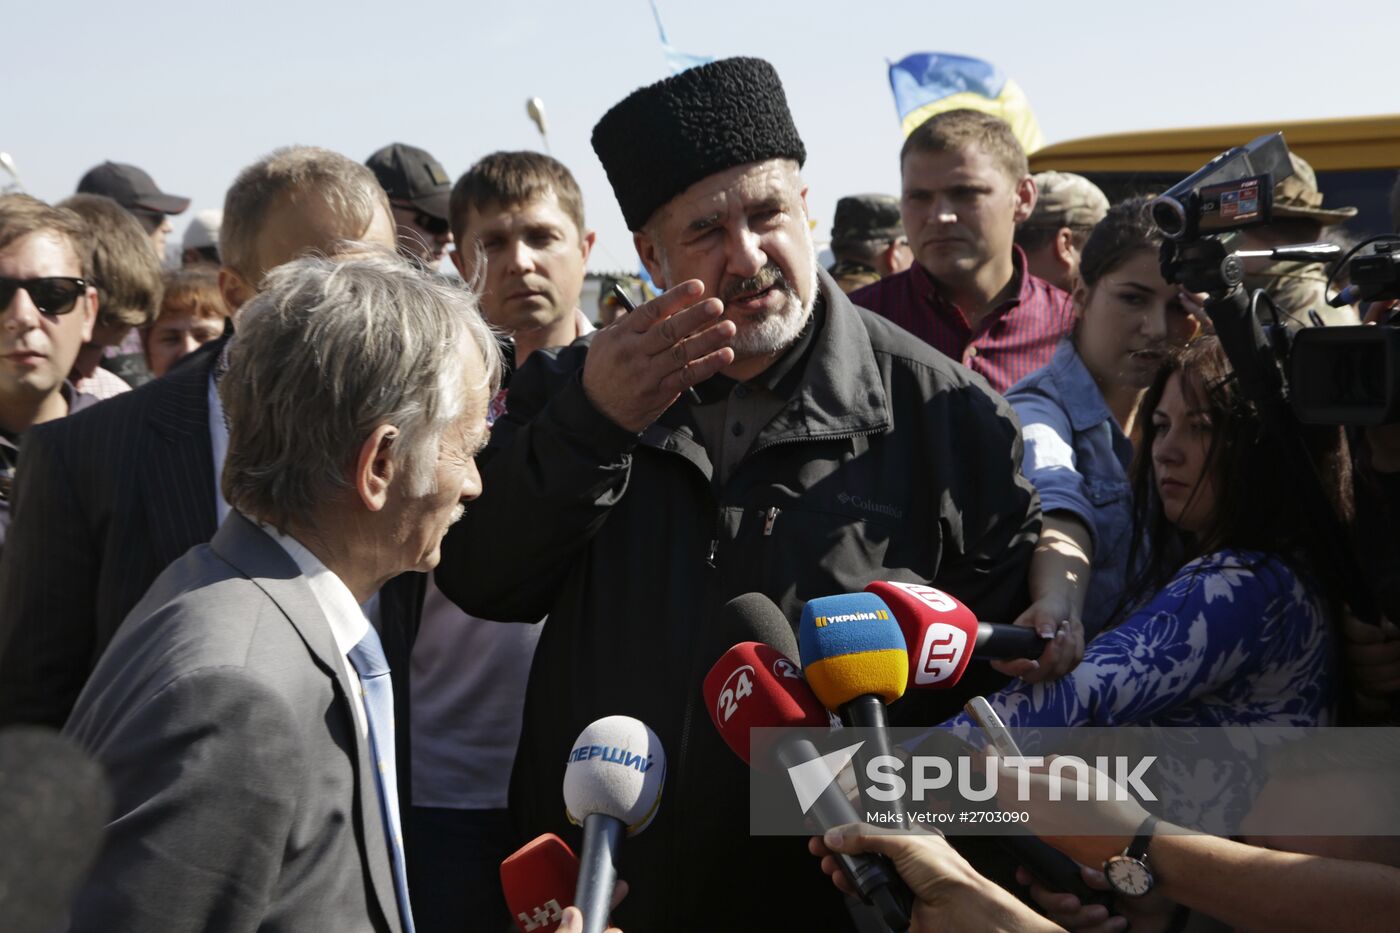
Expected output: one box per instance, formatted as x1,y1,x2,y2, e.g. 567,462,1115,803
1105,856,1153,896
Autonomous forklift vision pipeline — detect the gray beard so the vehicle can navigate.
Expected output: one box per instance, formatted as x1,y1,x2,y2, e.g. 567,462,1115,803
729,286,812,359
727,246,819,361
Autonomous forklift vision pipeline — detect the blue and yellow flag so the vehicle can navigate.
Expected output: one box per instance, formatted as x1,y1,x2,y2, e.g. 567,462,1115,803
888,52,1044,153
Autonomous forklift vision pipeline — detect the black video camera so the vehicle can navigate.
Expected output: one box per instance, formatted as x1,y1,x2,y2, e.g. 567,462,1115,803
1290,236,1400,425
1152,133,1400,425
1151,132,1292,244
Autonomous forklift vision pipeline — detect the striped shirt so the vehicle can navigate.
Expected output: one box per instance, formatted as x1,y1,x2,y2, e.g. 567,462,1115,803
849,247,1075,393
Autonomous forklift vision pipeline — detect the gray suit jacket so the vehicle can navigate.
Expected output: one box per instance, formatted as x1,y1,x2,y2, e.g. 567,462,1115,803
64,512,404,933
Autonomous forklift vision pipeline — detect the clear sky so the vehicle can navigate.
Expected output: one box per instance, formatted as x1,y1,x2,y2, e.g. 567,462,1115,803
6,0,1397,273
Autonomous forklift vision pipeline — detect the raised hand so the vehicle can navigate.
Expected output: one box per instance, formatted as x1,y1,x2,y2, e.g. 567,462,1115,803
582,279,735,433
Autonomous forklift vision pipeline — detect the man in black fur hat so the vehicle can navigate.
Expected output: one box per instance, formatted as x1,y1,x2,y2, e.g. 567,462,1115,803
436,57,1041,930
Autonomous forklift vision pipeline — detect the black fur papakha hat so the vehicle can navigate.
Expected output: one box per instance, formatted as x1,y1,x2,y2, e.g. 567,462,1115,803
592,57,807,231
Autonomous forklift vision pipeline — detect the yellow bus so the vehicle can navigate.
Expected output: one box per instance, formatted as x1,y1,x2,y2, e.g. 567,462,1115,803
1029,114,1400,235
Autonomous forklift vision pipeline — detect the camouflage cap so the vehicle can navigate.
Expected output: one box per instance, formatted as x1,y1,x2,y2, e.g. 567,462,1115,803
1273,153,1358,227
1027,172,1109,229
830,194,903,244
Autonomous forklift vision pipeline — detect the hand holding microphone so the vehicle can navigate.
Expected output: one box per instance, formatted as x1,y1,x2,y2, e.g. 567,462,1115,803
562,716,665,933
809,824,1064,933
863,580,1054,687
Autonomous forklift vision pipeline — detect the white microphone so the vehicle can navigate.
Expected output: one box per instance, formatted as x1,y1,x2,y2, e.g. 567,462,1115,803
562,716,666,933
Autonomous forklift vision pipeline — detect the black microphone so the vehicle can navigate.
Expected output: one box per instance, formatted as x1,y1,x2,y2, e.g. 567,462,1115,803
0,726,112,933
1329,285,1360,308
974,622,1046,661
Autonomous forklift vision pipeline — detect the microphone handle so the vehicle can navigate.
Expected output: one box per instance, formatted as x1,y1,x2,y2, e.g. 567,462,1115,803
840,694,906,822
974,622,1045,660
773,736,913,929
999,835,1113,908
574,812,624,933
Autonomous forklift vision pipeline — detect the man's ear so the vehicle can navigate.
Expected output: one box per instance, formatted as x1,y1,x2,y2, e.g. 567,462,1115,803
218,265,255,318
633,230,666,290
1054,227,1078,268
354,423,400,513
78,286,98,344
877,241,900,277
1013,175,1037,224
579,229,597,266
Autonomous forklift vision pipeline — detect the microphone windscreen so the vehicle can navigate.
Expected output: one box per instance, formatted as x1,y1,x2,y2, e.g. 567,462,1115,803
0,726,111,933
501,833,579,933
703,642,831,770
718,592,800,660
563,716,666,836
865,581,978,689
798,593,908,708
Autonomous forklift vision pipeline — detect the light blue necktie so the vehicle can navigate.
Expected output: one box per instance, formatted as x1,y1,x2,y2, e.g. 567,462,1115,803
347,626,415,933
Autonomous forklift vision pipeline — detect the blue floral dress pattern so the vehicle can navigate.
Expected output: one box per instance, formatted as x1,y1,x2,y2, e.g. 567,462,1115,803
952,550,1337,731
942,551,1335,831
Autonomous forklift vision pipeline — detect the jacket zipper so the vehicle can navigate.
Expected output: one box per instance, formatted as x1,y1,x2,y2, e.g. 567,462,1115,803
655,424,886,926
763,506,781,536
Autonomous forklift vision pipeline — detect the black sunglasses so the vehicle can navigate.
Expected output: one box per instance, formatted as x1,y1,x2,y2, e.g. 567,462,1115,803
395,202,450,237
0,276,89,316
413,209,450,237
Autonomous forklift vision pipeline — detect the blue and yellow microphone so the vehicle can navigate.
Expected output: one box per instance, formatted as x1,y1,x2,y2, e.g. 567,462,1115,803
799,592,910,820
799,592,909,722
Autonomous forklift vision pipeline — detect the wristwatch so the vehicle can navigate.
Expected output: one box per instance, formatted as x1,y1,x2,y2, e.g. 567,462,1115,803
1104,814,1159,897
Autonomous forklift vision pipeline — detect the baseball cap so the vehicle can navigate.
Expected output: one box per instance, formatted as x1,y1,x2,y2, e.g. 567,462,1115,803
76,162,190,215
365,143,452,221
1272,153,1358,227
182,209,223,254
1028,172,1109,229
830,194,903,243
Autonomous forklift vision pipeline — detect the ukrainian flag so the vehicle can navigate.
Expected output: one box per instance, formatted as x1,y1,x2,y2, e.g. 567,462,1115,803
888,52,1044,154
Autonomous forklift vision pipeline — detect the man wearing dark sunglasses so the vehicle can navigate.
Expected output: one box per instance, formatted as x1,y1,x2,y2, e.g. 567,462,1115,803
0,195,100,544
367,143,454,266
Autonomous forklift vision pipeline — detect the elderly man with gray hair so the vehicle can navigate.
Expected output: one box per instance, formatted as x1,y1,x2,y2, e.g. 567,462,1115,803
64,253,501,933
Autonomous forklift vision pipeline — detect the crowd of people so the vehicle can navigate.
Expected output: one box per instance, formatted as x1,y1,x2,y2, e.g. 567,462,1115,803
0,53,1398,933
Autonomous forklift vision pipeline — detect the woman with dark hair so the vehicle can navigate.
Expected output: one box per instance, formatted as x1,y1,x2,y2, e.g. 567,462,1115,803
954,336,1348,735
1000,198,1201,681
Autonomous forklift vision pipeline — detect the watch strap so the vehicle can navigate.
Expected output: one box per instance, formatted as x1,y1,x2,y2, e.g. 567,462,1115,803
1126,813,1160,861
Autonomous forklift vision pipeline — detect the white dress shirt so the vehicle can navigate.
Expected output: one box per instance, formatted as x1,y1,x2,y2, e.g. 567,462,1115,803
264,523,374,738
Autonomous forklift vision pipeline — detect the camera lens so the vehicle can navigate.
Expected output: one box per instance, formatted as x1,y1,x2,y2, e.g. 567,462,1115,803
1150,197,1188,241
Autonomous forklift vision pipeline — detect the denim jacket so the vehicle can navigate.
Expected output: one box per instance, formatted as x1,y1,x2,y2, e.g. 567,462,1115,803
1007,339,1134,638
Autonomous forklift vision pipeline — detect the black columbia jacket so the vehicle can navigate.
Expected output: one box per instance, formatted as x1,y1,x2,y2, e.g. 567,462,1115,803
437,272,1040,930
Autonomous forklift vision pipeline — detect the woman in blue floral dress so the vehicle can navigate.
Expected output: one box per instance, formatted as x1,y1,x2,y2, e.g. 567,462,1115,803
955,336,1351,733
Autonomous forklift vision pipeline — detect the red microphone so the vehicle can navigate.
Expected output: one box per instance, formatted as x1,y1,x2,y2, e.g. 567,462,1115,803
703,641,913,931
702,641,830,769
501,833,580,933
865,581,1044,689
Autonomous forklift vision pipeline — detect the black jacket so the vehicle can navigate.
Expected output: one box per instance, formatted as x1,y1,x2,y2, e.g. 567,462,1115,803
437,273,1039,930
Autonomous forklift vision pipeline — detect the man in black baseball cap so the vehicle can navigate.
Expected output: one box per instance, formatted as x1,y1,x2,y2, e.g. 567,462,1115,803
76,162,189,261
366,143,454,266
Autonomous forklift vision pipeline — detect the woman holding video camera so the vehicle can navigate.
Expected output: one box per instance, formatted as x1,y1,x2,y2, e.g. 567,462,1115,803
998,199,1202,682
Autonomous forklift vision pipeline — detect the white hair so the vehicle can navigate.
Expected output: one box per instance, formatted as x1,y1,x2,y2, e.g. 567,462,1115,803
220,251,503,530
